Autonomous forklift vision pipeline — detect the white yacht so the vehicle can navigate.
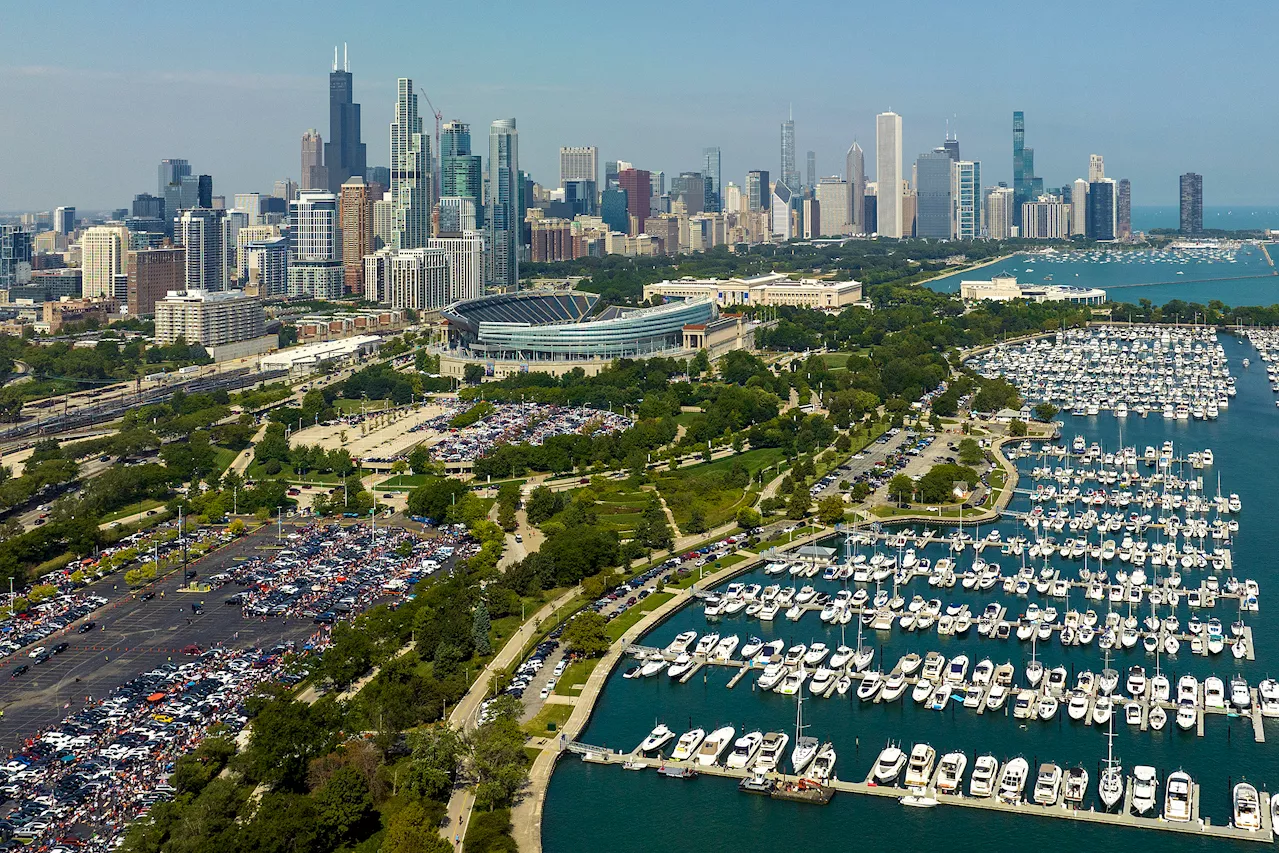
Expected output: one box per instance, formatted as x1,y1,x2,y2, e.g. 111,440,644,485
670,728,706,761
1234,782,1262,831
935,752,967,794
751,732,789,773
639,724,675,753
695,726,735,766
1164,771,1192,822
1131,765,1158,815
725,731,764,769
969,754,999,798
872,742,907,784
998,757,1030,804
904,743,937,789
1033,763,1063,806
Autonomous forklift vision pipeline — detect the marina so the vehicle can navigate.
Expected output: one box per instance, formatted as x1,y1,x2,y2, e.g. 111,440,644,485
543,327,1279,852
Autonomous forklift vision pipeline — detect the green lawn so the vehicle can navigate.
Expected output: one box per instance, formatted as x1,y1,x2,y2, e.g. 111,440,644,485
654,447,785,530
551,479,653,535
211,446,240,477
378,473,430,490
522,702,574,736
554,658,599,696
99,498,166,524
821,352,849,370
673,411,702,427
334,398,393,414
605,592,674,641
756,526,819,551
871,504,987,519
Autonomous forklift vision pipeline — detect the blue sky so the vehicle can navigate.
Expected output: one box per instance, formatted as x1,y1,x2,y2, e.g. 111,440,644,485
1,0,1276,211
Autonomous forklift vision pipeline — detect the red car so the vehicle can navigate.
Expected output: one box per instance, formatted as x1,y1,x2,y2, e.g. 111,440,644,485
181,644,203,655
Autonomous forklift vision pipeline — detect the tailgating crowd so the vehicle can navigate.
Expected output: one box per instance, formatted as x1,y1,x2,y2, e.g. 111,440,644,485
427,402,631,464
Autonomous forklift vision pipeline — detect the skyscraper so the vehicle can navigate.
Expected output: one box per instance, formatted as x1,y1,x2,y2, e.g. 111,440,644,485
441,121,482,229
600,188,629,234
81,224,131,299
175,208,231,291
158,159,191,196
702,147,722,213
672,172,706,216
771,182,794,240
339,177,373,293
846,142,865,234
559,147,598,187
54,207,75,235
1012,112,1042,228
325,46,367,195
746,170,769,212
301,129,327,190
0,225,33,289
805,151,816,190
914,148,953,240
984,186,1014,239
875,112,903,238
487,118,519,290
132,194,165,220
780,111,799,191
391,78,430,250
1116,178,1132,238
815,178,851,237
1070,179,1089,236
943,133,960,162
604,161,620,191
952,161,981,240
127,247,185,316
617,169,651,233
1086,179,1117,241
1088,154,1105,183
288,190,343,298
438,197,478,233
1179,173,1203,234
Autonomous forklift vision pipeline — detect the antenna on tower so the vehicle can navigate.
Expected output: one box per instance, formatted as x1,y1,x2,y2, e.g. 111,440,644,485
333,46,338,72
344,43,348,72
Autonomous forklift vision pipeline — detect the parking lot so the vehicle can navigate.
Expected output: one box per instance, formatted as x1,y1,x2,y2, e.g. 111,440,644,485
811,429,913,499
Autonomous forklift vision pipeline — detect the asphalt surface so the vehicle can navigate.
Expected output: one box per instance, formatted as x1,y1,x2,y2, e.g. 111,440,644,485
812,430,912,498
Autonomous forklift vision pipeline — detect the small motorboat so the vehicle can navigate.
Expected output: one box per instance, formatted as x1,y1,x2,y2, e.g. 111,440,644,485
1033,763,1063,806
1164,770,1192,822
871,742,907,784
1131,765,1158,815
935,751,967,794
670,728,705,760
639,724,676,754
1234,782,1261,831
969,754,999,798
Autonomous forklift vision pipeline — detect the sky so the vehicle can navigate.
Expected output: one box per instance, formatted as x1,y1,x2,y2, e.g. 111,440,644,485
1,0,1277,213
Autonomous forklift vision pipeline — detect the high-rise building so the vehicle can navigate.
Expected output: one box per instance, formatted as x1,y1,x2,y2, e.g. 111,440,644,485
0,225,33,289
54,207,75,235
771,182,794,240
805,151,816,190
175,209,231,291
325,46,367,195
158,159,191,196
616,169,651,233
233,193,263,226
984,186,1014,239
273,179,299,202
601,188,629,234
1116,178,1132,238
487,118,519,290
815,178,851,237
1070,179,1089,236
563,180,597,216
1011,111,1042,228
441,121,482,230
846,142,865,234
1086,179,1116,241
702,147,722,212
244,237,288,297
81,224,131,299
915,148,953,239
438,197,478,233
802,197,821,238
1179,173,1203,234
197,175,213,209
391,78,431,250
746,170,769,212
372,192,396,249
952,160,981,241
875,112,903,238
1088,154,1105,183
339,178,373,293
428,232,484,303
127,247,184,316
301,129,327,190
236,224,281,282
364,247,451,308
943,133,959,162
165,175,201,217
780,112,799,191
604,161,620,191
650,170,664,198
722,182,743,214
154,289,265,347
132,193,165,220
672,172,706,216
559,146,598,187
1021,195,1069,239
288,190,343,298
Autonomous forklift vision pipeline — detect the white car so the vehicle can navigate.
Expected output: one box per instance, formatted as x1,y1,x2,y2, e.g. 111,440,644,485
28,647,46,658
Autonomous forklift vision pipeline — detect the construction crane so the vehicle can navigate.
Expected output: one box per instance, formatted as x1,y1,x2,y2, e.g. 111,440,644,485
417,87,443,199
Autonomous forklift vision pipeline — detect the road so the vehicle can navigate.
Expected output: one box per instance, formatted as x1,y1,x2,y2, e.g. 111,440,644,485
810,430,911,499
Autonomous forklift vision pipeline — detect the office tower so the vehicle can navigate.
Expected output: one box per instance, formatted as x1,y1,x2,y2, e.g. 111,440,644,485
801,197,821,238
235,224,279,281
123,218,167,249
428,232,484,302
943,133,959,162
780,113,799,191
1116,179,1131,238
601,188,629,233
1086,179,1117,241
175,208,231,291
563,180,597,216
672,172,706,216
372,192,396,249
770,182,794,240
288,190,343,297
1011,112,1042,227
846,142,865,234
54,207,75,235
325,46,367,194
559,146,598,186
1088,154,1105,183
339,177,373,293
81,224,131,298
805,151,816,190
723,182,742,214
158,159,191,196
127,247,184,316
604,160,621,191
616,168,651,233
365,166,390,188
244,237,288,297
196,176,213,209
1179,173,1203,234
301,129,327,190
702,147,722,213
984,186,1014,239
815,178,851,237
154,289,265,347
391,78,431,250
650,170,665,197
0,225,33,289
863,188,877,237
914,148,953,239
438,197,478,233
273,179,299,201
952,161,981,240
875,112,903,238
132,193,165,220
487,118,519,289
164,176,200,217
233,193,263,226
440,120,483,230
746,170,769,212
1070,179,1089,236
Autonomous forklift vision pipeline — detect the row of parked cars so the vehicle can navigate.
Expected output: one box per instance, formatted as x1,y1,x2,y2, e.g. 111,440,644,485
0,595,105,666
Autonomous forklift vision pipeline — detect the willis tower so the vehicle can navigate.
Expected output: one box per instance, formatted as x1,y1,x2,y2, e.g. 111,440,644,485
325,45,367,194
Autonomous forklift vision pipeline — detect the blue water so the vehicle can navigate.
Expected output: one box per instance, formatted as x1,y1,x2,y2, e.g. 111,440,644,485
924,244,1278,307
543,332,1278,852
1131,207,1280,234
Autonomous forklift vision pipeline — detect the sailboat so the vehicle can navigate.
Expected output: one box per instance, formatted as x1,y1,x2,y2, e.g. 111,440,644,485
852,606,874,671
1099,647,1123,810
791,692,818,774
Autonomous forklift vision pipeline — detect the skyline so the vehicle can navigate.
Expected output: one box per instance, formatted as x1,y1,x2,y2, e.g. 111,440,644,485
0,0,1277,211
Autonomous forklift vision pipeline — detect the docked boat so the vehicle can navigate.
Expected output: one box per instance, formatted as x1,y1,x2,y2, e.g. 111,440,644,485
695,726,735,766
871,742,907,784
751,732,789,773
935,751,967,794
1164,770,1192,822
1258,679,1280,717
969,754,999,798
757,663,786,691
1033,763,1063,806
640,657,667,677
667,654,695,679
881,671,908,703
857,670,884,702
1234,782,1261,831
808,667,835,696
1063,766,1088,806
998,757,1030,804
670,728,706,761
725,731,764,769
639,724,676,753
904,743,937,789
1131,765,1158,815
1204,676,1226,709
791,695,818,774
807,742,837,784
1230,676,1252,710
666,630,698,655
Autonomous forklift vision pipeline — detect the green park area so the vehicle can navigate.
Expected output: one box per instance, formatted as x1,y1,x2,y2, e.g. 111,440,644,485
654,447,785,531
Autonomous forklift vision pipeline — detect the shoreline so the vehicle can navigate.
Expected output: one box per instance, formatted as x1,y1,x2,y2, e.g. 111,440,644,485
911,252,1017,288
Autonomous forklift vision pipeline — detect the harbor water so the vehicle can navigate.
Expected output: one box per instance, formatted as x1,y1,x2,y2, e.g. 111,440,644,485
923,243,1278,307
542,331,1278,852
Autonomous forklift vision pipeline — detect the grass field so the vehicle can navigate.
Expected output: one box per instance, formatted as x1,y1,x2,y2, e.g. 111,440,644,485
756,526,819,551
99,498,166,524
522,702,573,736
871,504,987,519
554,658,599,696
821,352,849,369
551,479,653,537
605,592,674,642
334,398,393,414
654,447,784,530
377,473,431,490
211,447,239,477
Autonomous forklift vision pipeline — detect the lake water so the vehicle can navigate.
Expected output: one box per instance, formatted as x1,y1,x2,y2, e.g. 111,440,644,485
1131,207,1279,234
543,331,1278,852
924,244,1278,308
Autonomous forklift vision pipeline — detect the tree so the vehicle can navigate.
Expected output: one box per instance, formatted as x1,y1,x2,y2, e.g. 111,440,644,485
686,506,707,534
1009,419,1028,437
408,444,432,475
1033,402,1059,422
957,438,984,466
816,495,846,525
524,486,564,526
786,484,812,520
850,481,872,501
228,519,246,535
469,708,530,811
735,506,762,530
381,800,452,853
472,602,492,657
562,611,610,657
887,474,915,506
407,477,468,520
463,363,485,385
313,766,374,845
405,725,467,801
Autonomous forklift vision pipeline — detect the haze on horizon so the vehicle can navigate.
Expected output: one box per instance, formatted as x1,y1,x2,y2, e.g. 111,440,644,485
0,0,1276,211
